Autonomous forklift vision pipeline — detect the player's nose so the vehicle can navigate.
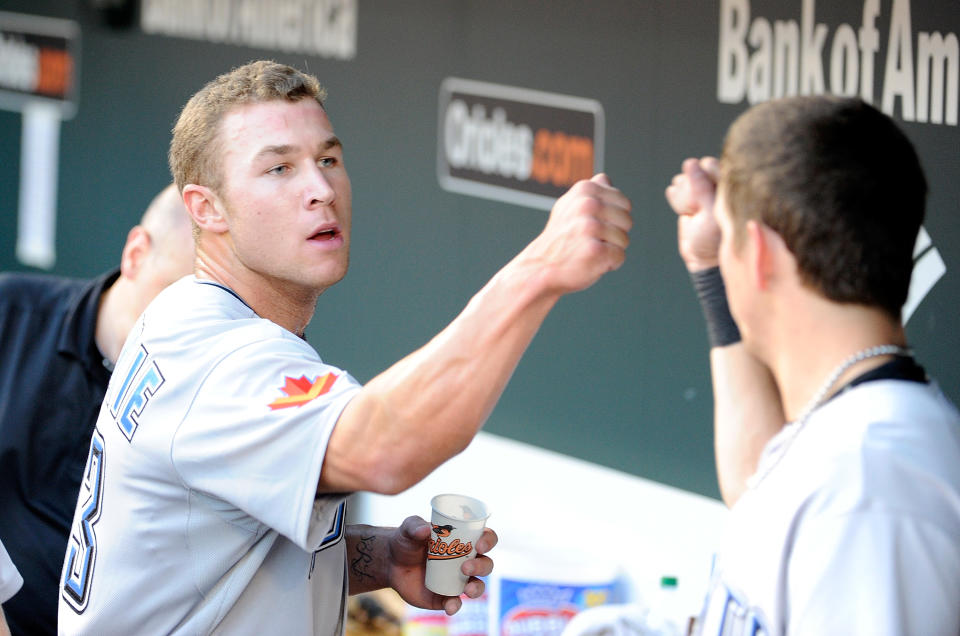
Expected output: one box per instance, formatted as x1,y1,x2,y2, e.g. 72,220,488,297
303,165,336,208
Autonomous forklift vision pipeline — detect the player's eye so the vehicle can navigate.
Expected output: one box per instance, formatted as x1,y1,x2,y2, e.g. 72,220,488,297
318,157,337,168
267,164,290,176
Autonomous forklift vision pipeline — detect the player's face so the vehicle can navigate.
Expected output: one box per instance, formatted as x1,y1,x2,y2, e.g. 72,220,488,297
216,98,352,296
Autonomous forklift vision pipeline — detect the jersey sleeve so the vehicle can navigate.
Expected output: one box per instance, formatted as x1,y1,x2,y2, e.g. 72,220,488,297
170,334,362,551
0,538,23,604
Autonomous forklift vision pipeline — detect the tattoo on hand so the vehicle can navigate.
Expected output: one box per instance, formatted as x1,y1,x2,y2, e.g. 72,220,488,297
350,535,376,583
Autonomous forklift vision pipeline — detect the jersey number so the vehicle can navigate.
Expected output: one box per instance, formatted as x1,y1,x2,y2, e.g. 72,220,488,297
61,430,105,613
61,345,165,613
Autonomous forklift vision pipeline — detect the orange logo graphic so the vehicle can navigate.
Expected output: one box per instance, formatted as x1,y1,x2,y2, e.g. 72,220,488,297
432,524,453,538
268,373,338,410
428,524,472,560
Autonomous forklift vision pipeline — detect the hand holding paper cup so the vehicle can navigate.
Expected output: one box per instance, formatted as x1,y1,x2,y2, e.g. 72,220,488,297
425,493,490,596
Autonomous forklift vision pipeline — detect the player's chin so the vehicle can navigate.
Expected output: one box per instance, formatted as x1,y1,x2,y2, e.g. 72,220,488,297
302,263,349,293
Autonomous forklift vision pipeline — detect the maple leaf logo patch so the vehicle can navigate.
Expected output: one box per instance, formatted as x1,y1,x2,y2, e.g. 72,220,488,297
268,373,338,410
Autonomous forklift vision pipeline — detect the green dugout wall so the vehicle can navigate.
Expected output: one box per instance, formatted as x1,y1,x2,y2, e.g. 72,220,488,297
1,0,958,500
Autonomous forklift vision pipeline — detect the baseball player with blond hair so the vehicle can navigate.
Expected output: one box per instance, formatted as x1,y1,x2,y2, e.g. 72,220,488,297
59,60,632,634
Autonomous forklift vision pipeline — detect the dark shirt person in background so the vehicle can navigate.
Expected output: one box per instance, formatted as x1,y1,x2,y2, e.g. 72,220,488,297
0,184,194,635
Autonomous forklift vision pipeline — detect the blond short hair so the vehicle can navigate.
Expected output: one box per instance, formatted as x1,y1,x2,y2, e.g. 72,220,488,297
169,60,327,194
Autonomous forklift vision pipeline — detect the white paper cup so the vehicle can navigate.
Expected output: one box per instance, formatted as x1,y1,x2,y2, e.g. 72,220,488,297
425,493,490,596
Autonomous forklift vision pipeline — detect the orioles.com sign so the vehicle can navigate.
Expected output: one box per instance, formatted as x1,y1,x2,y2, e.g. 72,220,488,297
437,77,605,211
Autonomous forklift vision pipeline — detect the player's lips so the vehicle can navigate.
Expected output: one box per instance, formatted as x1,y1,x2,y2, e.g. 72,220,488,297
306,223,344,248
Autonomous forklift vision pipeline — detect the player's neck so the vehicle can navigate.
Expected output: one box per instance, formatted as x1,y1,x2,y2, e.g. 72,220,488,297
765,298,906,422
250,286,318,338
194,254,320,337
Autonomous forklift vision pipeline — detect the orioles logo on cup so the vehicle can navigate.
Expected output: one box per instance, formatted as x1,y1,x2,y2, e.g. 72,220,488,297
428,524,472,560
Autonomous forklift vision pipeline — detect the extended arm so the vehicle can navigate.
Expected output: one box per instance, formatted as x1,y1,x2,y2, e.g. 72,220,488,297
321,175,632,494
666,158,784,507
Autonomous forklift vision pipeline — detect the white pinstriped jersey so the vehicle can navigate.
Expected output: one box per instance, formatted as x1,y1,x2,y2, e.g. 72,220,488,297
59,277,362,635
697,379,960,635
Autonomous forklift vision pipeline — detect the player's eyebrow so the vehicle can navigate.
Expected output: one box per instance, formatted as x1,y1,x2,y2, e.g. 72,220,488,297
255,144,297,159
254,137,342,161
322,136,342,152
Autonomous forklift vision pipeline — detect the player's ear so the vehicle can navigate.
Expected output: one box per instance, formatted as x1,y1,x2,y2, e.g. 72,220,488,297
748,220,794,292
745,219,774,291
119,226,152,280
183,185,229,234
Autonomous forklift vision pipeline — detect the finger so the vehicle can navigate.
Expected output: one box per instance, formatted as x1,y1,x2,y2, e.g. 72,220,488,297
682,158,709,183
684,161,718,202
462,554,494,578
665,180,689,214
583,193,633,235
590,172,612,187
600,241,627,272
596,206,633,239
593,219,631,251
443,596,463,616
567,238,627,275
685,156,717,185
399,515,431,542
474,527,499,554
700,156,720,181
462,576,486,599
681,157,702,174
574,177,631,213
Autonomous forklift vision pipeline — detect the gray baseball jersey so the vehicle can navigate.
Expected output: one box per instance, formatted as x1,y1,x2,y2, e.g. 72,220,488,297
0,538,22,605
698,379,960,635
59,277,362,635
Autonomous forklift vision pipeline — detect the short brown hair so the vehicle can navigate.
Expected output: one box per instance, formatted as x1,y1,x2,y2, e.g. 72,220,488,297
169,60,327,194
720,95,927,319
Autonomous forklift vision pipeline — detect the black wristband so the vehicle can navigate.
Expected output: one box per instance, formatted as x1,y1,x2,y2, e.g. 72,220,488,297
690,267,741,348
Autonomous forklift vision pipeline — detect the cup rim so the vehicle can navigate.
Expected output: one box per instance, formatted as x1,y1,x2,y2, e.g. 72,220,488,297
430,493,491,522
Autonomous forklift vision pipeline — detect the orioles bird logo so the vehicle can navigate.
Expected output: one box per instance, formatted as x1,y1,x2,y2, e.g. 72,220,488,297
432,524,454,538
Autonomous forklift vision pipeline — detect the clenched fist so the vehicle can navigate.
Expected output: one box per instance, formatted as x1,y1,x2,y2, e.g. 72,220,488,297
523,173,633,295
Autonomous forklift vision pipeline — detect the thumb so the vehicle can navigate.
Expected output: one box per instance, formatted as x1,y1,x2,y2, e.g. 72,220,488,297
590,173,612,187
700,156,720,181
686,162,717,201
400,515,431,542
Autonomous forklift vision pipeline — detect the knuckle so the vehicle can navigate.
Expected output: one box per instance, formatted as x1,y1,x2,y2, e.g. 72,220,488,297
578,195,603,218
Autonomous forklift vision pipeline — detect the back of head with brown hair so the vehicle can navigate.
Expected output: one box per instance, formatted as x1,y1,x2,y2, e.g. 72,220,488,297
169,60,328,195
720,95,927,320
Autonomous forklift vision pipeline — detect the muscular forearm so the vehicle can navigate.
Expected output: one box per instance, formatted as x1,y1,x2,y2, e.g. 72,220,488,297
320,176,629,495
322,253,559,494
